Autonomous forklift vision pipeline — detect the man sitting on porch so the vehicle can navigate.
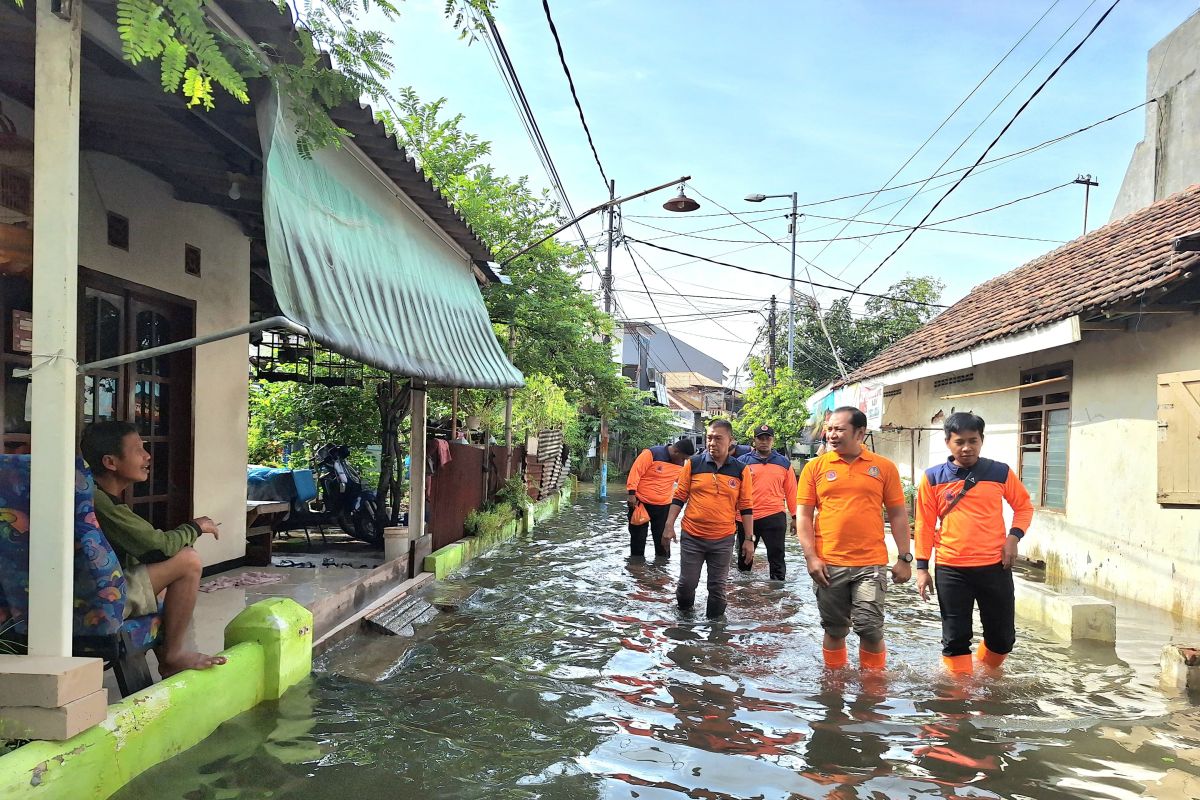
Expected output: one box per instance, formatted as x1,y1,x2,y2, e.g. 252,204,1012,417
80,421,227,677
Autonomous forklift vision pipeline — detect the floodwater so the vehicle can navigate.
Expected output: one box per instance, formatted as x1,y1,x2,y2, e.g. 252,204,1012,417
117,492,1200,799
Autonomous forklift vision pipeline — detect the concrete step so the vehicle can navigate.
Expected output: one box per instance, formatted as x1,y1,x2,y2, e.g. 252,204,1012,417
424,584,480,613
363,595,437,637
320,635,419,683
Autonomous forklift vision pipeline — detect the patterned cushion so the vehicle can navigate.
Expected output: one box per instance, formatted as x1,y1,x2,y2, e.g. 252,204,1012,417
0,455,161,650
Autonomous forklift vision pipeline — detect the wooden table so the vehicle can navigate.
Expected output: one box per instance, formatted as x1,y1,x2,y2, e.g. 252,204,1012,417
245,500,291,566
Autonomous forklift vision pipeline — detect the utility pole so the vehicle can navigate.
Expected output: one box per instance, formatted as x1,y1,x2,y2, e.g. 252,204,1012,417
1074,174,1098,236
787,192,798,373
598,179,615,500
767,295,777,385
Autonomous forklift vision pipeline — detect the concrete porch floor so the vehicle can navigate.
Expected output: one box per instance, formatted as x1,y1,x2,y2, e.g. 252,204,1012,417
101,536,388,702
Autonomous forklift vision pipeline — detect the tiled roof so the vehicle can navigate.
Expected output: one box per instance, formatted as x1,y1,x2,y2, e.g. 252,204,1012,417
841,184,1200,385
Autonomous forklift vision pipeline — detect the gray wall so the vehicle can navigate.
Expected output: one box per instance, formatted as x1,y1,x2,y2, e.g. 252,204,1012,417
1111,10,1200,220
621,324,727,384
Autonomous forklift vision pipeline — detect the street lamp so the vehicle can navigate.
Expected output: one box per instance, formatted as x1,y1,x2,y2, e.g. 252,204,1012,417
745,191,798,372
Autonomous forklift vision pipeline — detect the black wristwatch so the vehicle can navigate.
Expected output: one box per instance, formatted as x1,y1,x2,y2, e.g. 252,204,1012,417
898,552,914,563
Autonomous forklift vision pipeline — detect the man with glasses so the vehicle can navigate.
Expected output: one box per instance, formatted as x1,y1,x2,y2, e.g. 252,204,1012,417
664,419,755,617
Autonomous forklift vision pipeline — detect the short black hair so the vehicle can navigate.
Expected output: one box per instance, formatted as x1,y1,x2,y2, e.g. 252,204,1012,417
944,412,985,439
830,406,868,431
80,421,138,474
708,418,734,435
673,437,696,456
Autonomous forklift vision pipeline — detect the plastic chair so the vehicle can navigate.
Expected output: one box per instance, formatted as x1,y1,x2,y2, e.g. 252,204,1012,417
0,455,163,696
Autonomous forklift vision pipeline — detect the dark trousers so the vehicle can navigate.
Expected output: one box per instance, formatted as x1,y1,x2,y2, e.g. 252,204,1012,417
736,512,788,580
934,562,1016,657
677,532,735,617
627,501,671,559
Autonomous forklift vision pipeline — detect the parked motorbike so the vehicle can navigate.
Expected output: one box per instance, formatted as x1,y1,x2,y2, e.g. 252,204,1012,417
264,443,383,547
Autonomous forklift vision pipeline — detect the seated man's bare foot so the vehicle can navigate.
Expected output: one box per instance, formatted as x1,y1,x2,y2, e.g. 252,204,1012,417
158,651,228,678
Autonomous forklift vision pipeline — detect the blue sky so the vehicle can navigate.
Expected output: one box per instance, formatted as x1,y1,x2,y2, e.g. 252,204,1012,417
374,0,1198,380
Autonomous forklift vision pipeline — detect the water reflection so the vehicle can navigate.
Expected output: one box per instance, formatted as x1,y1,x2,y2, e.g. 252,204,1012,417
115,494,1200,799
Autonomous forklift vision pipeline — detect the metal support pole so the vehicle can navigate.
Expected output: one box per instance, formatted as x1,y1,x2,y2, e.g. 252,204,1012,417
1074,174,1098,236
598,179,615,500
451,388,459,441
504,322,515,479
787,192,797,373
28,0,83,657
409,379,427,543
767,295,777,384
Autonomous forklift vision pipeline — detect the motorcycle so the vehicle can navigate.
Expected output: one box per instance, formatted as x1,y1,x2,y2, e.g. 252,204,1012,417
259,443,383,548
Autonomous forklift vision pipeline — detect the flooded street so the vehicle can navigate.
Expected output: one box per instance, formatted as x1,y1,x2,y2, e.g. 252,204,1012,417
120,493,1200,799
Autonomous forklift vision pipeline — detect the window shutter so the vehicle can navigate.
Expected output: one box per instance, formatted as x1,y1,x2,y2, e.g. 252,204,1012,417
1157,370,1200,505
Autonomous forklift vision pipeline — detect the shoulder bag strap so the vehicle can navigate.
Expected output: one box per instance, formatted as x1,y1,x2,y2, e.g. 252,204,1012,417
938,470,978,522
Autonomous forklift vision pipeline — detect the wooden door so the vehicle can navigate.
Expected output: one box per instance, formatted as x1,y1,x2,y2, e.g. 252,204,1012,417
80,275,194,528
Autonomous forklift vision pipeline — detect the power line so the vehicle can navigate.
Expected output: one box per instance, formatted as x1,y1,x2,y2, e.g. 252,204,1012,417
622,232,752,342
622,99,1150,220
687,185,853,287
810,0,1066,274
540,0,609,188
625,208,1067,245
833,0,1104,284
622,239,698,376
852,0,1123,293
479,11,607,287
624,237,951,308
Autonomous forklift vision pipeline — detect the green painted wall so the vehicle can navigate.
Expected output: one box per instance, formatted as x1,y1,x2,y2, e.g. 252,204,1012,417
0,599,312,800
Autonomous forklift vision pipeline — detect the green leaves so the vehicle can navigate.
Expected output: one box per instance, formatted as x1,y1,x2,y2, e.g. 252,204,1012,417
737,363,810,448
115,0,248,109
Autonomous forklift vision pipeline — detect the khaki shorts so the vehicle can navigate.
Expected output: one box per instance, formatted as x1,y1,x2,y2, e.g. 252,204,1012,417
814,564,887,640
122,564,160,620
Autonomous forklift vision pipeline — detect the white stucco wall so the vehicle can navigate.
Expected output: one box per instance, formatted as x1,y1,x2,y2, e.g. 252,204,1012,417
77,152,251,566
876,315,1200,618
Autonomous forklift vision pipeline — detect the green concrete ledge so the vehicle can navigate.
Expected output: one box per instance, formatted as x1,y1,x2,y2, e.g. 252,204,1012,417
425,482,575,579
0,598,312,800
424,541,467,579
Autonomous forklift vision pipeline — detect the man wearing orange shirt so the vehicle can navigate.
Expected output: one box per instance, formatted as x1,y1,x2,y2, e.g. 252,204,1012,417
915,412,1034,673
798,407,911,670
737,424,797,581
626,438,695,559
664,420,755,617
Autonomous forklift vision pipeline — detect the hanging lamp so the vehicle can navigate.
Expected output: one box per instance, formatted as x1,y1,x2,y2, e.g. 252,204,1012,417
662,184,700,213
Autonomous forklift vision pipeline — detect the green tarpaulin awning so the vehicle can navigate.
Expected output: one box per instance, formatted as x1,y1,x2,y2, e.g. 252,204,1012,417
258,95,523,389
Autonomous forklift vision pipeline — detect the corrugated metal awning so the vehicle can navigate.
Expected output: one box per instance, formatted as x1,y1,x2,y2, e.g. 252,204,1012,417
257,95,523,390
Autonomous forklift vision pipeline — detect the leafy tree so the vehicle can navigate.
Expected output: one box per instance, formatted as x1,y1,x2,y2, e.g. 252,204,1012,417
736,362,810,448
763,275,945,388
609,382,679,456
512,374,574,434
247,380,379,478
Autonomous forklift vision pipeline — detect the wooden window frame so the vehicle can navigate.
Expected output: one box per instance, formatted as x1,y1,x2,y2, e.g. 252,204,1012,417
1018,362,1072,511
1157,370,1200,506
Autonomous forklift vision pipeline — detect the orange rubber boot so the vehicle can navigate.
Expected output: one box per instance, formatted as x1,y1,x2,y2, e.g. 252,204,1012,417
942,654,974,674
823,647,848,668
976,641,1007,669
859,647,887,670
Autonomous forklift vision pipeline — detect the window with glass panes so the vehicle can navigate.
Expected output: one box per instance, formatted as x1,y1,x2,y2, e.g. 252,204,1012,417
1018,363,1072,510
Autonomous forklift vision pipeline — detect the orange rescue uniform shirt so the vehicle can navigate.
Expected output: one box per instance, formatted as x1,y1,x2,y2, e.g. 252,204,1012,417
798,449,905,566
626,445,682,506
915,457,1034,567
672,453,754,539
738,450,798,521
